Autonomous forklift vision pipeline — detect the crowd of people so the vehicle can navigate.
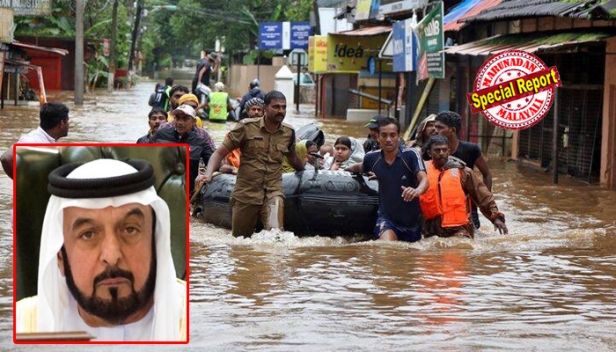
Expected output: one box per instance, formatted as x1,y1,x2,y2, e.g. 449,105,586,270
345,112,507,241
2,76,509,243
1,70,509,343
141,76,510,241
1,82,511,343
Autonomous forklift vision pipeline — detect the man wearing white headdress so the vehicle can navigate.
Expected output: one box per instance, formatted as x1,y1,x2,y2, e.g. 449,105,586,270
15,158,187,341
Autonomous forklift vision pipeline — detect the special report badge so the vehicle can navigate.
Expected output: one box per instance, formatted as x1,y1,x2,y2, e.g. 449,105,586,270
467,50,562,131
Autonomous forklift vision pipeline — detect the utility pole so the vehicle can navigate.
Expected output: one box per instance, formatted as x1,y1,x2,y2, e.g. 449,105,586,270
107,0,119,92
215,37,221,83
74,0,85,104
128,0,144,72
313,0,321,35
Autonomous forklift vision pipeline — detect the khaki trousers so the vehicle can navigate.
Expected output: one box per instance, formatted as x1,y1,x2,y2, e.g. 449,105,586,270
231,196,284,237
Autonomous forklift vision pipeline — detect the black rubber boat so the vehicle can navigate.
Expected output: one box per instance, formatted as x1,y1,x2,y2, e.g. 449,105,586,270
200,169,379,236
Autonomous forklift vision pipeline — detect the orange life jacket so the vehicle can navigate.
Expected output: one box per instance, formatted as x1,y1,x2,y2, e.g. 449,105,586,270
419,160,469,227
226,149,241,168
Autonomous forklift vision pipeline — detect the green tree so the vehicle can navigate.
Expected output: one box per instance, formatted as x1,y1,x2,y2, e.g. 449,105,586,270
14,0,134,87
141,0,313,68
285,0,313,21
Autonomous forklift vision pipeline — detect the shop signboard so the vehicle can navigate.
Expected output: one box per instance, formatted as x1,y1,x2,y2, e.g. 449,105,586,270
415,1,444,81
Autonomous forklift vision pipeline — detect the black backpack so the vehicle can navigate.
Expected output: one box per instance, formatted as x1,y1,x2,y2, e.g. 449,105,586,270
149,86,168,109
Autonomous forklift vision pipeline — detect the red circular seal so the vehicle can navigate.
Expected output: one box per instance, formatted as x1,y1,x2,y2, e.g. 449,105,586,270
469,50,561,131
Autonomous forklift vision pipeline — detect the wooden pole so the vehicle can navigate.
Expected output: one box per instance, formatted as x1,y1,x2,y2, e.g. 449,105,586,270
394,72,399,120
314,74,319,117
552,88,559,184
466,56,472,141
107,0,118,92
403,77,435,141
128,0,143,72
378,59,382,115
13,69,17,106
74,0,84,105
295,53,301,113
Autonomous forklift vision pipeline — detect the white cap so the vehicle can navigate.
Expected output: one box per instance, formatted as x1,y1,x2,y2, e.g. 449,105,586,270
172,104,196,118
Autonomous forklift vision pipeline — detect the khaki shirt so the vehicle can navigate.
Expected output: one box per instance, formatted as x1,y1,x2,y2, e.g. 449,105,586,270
223,117,296,205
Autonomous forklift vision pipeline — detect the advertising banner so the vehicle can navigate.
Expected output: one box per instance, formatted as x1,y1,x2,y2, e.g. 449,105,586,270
415,1,444,81
392,18,417,72
0,8,13,42
290,22,312,50
326,33,389,73
103,39,110,57
379,0,428,17
260,21,313,50
0,0,51,16
259,22,283,50
355,0,372,21
308,36,328,73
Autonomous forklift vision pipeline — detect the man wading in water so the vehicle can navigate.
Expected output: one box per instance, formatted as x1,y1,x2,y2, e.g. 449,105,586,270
420,135,508,238
346,117,428,242
197,91,305,237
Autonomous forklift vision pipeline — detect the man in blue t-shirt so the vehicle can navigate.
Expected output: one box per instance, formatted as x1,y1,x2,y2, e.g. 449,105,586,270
346,117,428,242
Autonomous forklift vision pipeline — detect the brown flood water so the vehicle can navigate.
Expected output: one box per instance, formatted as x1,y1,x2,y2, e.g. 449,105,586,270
0,81,615,351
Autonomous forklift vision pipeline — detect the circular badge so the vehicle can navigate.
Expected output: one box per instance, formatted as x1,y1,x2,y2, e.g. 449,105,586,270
467,50,561,131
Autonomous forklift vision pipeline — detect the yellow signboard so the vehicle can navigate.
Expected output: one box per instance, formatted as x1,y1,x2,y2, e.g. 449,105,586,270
355,0,372,21
326,33,389,73
308,35,328,74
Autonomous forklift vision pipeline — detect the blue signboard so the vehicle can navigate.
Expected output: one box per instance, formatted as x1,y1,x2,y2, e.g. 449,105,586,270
260,21,313,50
259,22,283,50
392,19,417,72
290,22,312,50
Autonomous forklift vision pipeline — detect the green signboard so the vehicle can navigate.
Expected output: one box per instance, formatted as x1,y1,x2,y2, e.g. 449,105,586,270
415,1,444,81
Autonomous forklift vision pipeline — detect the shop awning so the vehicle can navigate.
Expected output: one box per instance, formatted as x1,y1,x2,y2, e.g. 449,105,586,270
9,41,68,56
463,0,613,22
444,31,615,56
444,0,502,32
336,25,392,36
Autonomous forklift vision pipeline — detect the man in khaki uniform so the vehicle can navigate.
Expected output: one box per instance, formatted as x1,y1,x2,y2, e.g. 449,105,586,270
199,90,305,237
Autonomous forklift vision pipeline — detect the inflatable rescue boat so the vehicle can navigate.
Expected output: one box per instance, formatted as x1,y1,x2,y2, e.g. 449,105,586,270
200,169,379,236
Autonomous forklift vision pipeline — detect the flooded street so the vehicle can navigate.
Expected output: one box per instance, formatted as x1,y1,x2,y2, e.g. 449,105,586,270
1,81,615,350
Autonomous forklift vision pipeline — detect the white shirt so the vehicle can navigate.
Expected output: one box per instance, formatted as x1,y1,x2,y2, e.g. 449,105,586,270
61,294,154,341
322,153,333,170
17,126,56,143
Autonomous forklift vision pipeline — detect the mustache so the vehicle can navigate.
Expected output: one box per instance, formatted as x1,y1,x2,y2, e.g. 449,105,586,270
93,267,135,286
